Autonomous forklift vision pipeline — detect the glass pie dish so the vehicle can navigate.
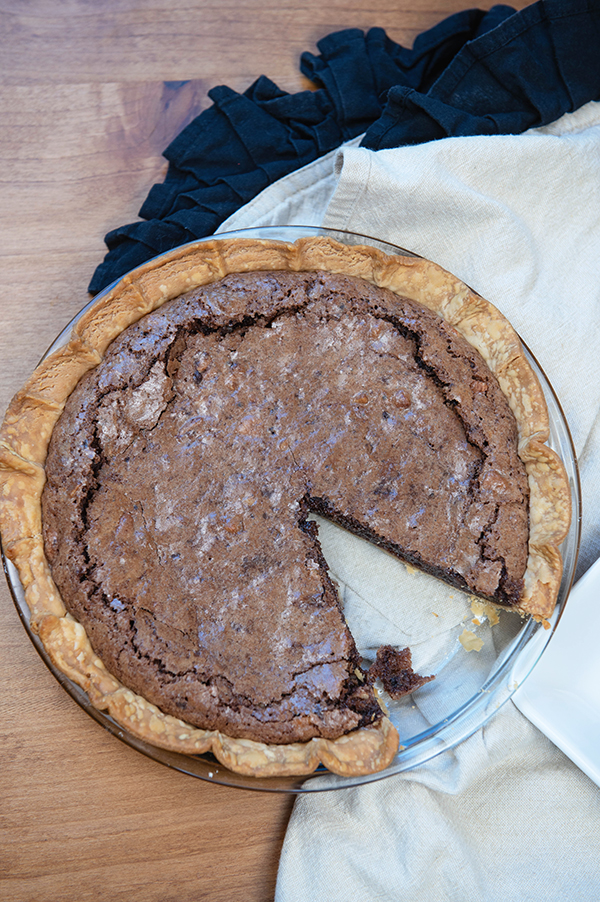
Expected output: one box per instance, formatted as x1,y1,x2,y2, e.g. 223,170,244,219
1,226,581,793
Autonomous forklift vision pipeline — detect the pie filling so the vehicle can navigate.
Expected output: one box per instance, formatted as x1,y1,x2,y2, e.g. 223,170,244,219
41,270,529,746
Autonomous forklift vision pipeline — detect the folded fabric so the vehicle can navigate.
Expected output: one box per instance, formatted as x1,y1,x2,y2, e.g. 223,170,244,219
276,703,600,902
89,0,600,294
364,0,600,148
213,99,600,901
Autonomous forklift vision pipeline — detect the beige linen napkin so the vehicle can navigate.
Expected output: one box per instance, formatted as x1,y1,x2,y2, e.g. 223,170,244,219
218,101,600,901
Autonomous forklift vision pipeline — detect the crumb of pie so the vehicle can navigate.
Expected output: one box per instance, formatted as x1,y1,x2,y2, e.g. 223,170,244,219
459,629,484,652
367,645,434,699
470,597,500,626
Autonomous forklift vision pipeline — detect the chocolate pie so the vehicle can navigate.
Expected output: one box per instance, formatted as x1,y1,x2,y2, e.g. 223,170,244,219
0,237,571,776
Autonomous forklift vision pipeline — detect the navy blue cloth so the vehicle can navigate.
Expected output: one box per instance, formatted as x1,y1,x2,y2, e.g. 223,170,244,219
364,0,600,147
89,0,600,294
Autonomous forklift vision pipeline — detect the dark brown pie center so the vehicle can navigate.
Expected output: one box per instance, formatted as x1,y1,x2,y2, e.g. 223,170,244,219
41,270,529,744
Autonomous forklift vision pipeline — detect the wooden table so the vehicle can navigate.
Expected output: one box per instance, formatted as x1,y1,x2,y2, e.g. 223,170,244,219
0,2,530,899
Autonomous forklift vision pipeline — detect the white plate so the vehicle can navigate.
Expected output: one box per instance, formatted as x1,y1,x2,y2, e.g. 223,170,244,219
513,558,600,787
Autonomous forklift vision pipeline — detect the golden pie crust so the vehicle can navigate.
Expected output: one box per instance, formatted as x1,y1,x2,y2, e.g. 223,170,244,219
0,237,571,777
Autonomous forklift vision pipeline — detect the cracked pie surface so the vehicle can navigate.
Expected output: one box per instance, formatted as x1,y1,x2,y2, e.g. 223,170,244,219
0,237,571,777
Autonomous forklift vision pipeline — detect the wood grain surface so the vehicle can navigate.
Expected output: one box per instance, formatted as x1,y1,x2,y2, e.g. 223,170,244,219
0,2,530,899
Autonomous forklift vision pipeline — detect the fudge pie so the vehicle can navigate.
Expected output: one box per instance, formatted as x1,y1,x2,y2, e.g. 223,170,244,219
0,237,571,777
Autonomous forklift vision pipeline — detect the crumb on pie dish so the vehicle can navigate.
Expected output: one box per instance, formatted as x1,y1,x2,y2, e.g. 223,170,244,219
0,236,572,777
